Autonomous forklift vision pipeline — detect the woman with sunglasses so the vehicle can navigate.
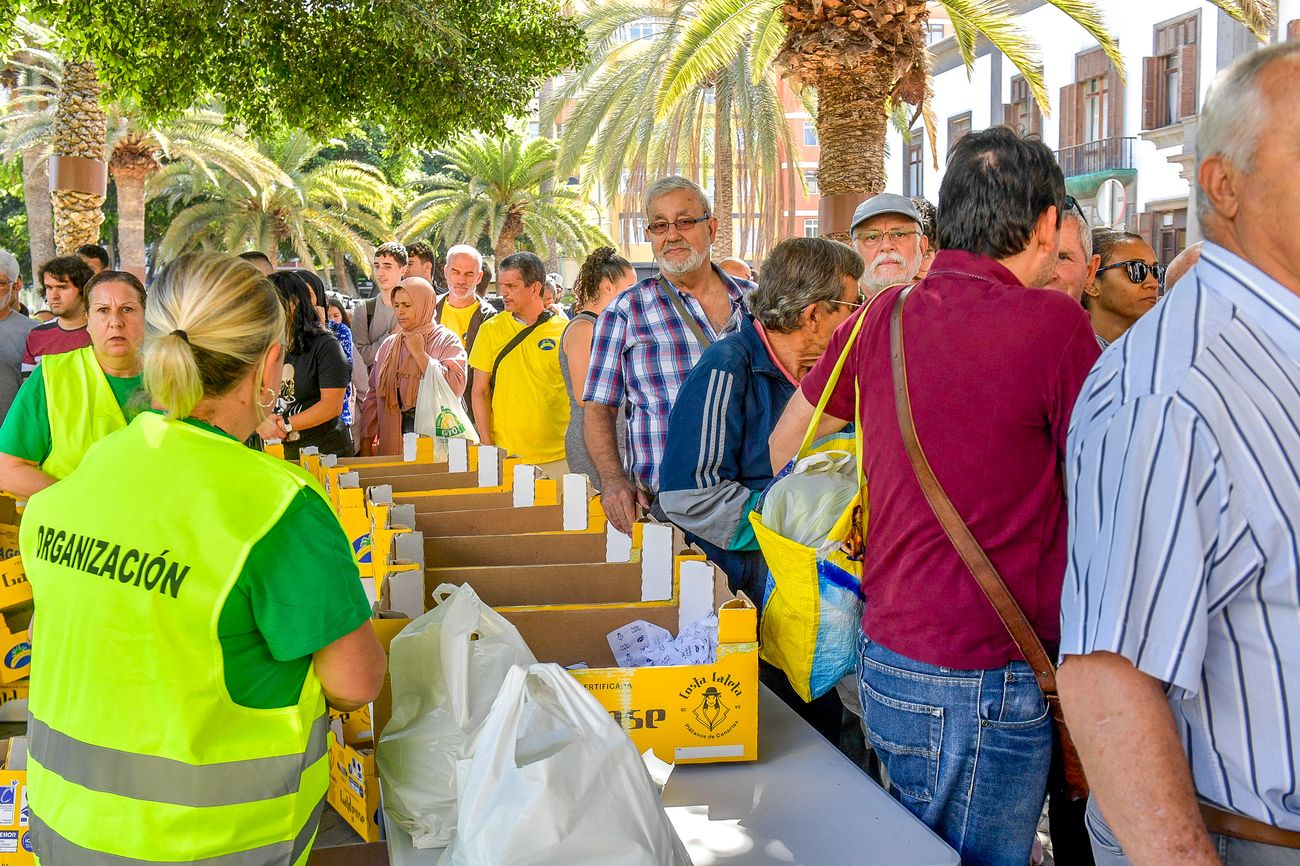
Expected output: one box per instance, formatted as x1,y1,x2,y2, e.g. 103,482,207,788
1084,229,1165,349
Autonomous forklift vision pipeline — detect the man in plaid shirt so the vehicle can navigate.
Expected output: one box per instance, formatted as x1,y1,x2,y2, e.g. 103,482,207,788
582,176,752,534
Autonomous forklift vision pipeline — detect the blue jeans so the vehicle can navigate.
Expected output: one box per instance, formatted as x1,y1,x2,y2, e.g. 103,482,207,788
858,634,1052,866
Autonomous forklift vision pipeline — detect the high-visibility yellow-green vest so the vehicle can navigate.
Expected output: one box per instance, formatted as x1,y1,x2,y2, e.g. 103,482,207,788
40,345,128,480
19,411,329,866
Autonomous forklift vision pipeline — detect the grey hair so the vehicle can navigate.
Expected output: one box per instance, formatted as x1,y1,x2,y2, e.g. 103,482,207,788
1196,41,1300,222
748,238,864,333
1063,210,1092,260
643,175,712,218
0,250,17,283
446,243,483,270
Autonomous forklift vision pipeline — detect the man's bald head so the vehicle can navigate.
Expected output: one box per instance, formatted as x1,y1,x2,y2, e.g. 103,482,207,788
1164,242,1202,294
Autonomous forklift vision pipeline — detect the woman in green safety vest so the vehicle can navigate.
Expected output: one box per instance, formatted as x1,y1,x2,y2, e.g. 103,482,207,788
18,252,387,865
0,269,148,497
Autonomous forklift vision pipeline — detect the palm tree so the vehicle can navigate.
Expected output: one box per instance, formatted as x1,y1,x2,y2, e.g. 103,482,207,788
3,40,291,275
1,19,58,275
548,1,801,259
151,129,398,273
48,57,106,255
704,0,1274,240
399,132,610,262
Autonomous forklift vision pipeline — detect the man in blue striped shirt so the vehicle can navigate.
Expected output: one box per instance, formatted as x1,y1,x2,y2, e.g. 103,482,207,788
1059,42,1300,865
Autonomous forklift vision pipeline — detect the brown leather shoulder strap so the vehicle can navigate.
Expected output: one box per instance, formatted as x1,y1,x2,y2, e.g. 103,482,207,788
889,284,1058,693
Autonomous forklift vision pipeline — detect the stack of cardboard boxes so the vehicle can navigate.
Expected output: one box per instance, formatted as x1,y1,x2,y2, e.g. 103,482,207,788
300,435,760,847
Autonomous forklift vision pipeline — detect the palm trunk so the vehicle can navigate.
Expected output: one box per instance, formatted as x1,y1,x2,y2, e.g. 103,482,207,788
538,77,561,274
21,147,54,279
495,210,524,260
332,249,356,296
111,167,149,279
50,59,108,254
712,84,734,258
810,64,891,243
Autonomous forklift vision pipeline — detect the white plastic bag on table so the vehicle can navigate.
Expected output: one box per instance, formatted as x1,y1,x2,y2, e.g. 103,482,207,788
760,449,859,547
441,663,691,866
376,583,536,848
414,361,479,444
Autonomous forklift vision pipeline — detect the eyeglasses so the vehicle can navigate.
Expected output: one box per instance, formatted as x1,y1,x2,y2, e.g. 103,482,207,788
1064,195,1087,224
1097,259,1166,286
852,228,920,246
645,214,712,236
826,292,867,309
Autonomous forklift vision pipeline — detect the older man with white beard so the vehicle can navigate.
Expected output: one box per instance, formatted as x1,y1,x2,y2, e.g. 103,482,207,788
583,175,753,534
850,193,928,297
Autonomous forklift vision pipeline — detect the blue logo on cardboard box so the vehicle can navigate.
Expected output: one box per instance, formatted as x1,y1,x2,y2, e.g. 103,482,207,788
4,643,29,671
352,534,372,564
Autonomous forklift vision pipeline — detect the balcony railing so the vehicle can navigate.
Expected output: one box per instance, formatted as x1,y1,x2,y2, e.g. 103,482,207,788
1055,137,1135,178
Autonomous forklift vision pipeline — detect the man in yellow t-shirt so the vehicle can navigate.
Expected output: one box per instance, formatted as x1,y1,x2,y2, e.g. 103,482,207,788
468,252,570,475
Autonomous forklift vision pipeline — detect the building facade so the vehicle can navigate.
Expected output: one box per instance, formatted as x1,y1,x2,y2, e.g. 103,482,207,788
881,0,1300,256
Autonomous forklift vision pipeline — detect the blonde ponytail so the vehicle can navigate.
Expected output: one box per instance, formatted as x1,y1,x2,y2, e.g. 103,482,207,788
143,253,285,419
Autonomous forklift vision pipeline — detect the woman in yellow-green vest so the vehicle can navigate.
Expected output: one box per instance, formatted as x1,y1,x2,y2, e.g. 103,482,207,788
0,270,148,498
18,252,387,865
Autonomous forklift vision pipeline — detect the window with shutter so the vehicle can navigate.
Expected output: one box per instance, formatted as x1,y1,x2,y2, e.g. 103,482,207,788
1177,43,1198,119
1142,56,1163,130
904,134,924,197
1006,76,1042,138
1144,12,1201,128
1059,82,1081,149
948,112,972,148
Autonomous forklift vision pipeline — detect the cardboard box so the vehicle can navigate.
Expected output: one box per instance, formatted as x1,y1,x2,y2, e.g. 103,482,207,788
0,738,32,865
379,522,683,618
0,563,28,616
326,733,381,843
0,533,17,568
330,704,373,747
376,547,759,765
505,591,759,764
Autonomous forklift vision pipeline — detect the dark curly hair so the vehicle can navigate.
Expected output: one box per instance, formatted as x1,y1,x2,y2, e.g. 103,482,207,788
574,247,634,310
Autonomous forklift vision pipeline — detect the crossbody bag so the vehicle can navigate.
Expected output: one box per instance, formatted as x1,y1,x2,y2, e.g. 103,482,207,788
489,310,554,391
888,283,1089,801
657,275,715,350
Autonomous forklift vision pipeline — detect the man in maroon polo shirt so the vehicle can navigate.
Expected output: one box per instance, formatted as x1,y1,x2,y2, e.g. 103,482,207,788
770,126,1100,866
22,255,93,375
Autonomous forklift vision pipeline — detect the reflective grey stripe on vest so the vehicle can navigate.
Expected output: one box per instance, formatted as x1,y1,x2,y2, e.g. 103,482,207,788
28,712,328,808
30,793,325,866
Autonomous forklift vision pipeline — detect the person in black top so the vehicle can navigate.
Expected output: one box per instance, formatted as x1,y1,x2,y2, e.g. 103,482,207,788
261,271,353,458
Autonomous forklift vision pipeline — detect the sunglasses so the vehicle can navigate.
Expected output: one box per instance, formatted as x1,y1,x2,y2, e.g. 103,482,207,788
1097,259,1166,286
1064,195,1087,224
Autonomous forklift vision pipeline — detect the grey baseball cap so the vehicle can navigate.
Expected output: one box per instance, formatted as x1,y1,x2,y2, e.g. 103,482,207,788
849,193,923,235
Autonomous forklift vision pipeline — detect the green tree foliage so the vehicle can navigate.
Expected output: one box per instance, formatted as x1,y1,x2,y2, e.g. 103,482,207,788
1,0,585,147
151,129,399,267
400,132,610,261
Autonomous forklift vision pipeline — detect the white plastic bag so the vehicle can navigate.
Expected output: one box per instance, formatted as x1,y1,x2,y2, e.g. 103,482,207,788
376,583,536,848
761,449,859,547
415,361,479,444
441,664,691,866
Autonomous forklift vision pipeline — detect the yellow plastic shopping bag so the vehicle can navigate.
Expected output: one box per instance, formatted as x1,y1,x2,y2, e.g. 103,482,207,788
749,305,870,702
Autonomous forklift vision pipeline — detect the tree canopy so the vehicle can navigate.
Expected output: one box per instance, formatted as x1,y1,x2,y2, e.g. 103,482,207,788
1,0,586,147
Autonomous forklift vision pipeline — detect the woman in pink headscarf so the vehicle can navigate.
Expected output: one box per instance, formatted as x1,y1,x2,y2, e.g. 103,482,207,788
362,276,467,455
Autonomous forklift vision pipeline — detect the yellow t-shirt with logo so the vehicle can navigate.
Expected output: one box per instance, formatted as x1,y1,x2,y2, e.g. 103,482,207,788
467,312,571,464
439,301,478,347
